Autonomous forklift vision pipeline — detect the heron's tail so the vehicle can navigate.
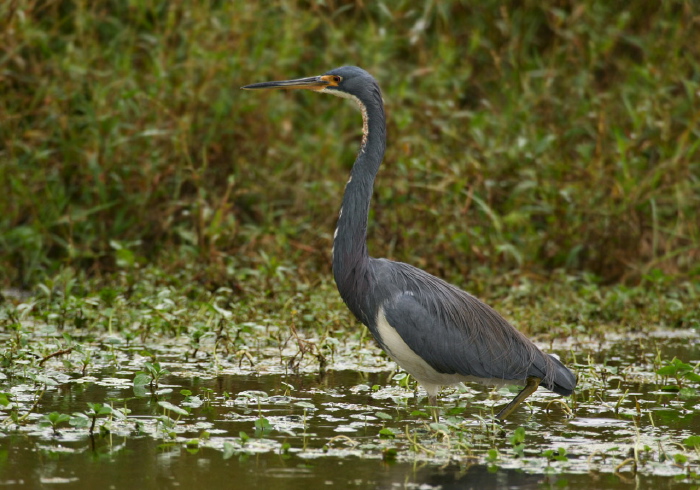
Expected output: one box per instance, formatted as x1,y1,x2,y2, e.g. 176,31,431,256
538,354,577,396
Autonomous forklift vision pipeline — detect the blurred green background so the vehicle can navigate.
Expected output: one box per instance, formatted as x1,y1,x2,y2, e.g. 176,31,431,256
2,0,699,289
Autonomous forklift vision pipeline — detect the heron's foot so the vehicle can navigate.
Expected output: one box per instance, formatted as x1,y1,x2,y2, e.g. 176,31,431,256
495,376,541,421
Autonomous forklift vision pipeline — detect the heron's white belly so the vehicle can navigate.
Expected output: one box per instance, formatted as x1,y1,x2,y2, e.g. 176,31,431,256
375,307,517,397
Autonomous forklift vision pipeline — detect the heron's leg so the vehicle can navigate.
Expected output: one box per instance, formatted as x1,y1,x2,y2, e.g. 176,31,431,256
495,376,541,421
428,394,438,422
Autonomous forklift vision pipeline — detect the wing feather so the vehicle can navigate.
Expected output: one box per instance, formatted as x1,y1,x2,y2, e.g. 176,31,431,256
373,259,576,395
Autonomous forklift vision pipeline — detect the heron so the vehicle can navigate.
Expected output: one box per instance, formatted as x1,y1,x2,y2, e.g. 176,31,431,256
242,66,576,420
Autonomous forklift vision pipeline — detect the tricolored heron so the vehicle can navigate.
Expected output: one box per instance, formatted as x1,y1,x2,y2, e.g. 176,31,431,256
242,66,576,420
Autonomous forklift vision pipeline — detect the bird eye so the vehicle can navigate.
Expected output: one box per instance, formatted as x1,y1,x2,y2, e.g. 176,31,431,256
333,76,342,83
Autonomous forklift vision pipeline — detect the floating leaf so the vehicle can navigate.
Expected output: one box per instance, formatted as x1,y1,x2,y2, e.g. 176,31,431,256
158,401,188,416
294,401,315,409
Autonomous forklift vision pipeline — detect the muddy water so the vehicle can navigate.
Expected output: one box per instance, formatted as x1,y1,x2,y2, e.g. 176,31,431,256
1,330,698,489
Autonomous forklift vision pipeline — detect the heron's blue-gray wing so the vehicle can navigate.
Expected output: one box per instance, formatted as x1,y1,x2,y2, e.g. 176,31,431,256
382,290,574,393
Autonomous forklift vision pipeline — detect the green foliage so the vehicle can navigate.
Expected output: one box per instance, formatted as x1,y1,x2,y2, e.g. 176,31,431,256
510,426,526,457
486,448,499,463
393,372,412,389
158,401,188,417
656,357,700,391
39,412,71,434
544,447,569,462
378,427,396,439
223,441,237,460
254,416,272,437
0,267,699,481
1,2,699,287
411,410,431,419
134,361,170,389
684,436,700,450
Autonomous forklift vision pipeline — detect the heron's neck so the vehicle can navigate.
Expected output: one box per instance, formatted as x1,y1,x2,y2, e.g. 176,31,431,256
332,90,386,323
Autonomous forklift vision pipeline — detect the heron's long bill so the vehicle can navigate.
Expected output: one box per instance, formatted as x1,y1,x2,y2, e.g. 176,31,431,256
241,75,334,91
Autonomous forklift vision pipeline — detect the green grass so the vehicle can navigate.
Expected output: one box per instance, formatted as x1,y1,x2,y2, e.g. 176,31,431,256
1,1,699,290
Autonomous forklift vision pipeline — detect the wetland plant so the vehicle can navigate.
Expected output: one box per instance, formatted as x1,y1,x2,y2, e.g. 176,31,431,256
656,357,700,392
39,412,71,435
133,361,170,390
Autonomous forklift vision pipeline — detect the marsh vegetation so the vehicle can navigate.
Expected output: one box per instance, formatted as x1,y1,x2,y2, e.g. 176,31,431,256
1,1,699,488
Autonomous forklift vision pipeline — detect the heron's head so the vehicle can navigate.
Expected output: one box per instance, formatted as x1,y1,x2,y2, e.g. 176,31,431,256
241,66,378,102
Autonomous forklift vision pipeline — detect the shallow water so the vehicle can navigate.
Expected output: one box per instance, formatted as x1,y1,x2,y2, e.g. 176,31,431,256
1,329,699,488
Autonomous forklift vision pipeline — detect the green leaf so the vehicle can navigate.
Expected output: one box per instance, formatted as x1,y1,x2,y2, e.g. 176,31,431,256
679,387,698,399
133,372,152,386
429,422,449,432
410,410,431,419
254,417,271,429
133,384,149,398
486,448,499,463
378,428,395,439
69,413,90,428
445,406,466,416
657,358,693,376
87,402,103,413
656,365,678,376
158,401,188,416
51,412,71,424
41,412,71,428
0,393,11,407
683,436,700,448
375,412,393,420
382,447,398,462
111,408,128,420
97,406,113,415
223,442,236,460
510,426,526,445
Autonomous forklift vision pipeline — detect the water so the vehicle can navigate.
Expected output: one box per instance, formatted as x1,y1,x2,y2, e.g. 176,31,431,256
1,330,699,488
